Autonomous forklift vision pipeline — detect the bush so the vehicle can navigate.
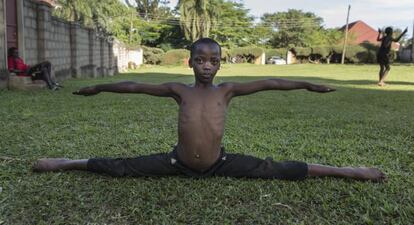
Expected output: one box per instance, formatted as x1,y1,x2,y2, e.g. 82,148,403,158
221,48,231,63
311,46,331,58
142,46,165,65
292,47,312,57
161,49,190,66
290,44,380,64
229,47,264,63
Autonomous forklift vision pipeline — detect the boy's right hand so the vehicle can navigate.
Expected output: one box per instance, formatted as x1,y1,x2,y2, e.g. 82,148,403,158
72,86,100,96
307,84,335,93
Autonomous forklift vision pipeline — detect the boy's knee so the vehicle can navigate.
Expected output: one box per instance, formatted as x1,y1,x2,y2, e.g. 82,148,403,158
87,158,127,177
273,161,308,180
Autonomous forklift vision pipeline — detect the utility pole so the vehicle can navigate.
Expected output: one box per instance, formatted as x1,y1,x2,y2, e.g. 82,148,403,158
411,19,414,62
341,5,351,64
129,10,134,44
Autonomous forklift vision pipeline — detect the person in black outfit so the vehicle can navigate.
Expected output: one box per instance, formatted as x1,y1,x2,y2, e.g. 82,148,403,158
376,27,408,86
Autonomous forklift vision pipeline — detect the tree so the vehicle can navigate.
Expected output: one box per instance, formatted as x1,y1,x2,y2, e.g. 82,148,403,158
125,0,172,21
178,0,220,41
54,0,93,26
260,9,326,48
209,0,258,48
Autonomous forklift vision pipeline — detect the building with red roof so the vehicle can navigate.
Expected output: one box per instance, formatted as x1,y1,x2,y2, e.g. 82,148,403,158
339,20,400,50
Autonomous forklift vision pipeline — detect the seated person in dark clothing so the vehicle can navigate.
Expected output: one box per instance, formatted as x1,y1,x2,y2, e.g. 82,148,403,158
376,27,408,86
7,47,61,90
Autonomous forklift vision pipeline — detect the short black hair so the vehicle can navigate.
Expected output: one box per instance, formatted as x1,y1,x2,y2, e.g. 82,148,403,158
8,47,18,57
190,38,221,58
385,27,393,35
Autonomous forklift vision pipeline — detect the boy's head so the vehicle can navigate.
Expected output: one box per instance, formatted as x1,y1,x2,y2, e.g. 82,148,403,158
8,47,18,58
385,27,393,36
189,38,222,84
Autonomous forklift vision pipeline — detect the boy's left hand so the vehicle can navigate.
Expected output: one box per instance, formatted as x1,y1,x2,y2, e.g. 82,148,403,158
403,27,408,33
307,84,336,93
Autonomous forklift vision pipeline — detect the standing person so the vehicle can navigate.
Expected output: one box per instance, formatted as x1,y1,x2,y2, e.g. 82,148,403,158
376,27,408,86
7,47,61,90
33,38,385,182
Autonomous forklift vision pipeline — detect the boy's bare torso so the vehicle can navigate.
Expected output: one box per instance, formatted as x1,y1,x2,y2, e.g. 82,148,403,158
174,84,230,171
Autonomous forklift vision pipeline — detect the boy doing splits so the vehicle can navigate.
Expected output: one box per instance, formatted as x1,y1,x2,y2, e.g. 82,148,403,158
33,38,385,182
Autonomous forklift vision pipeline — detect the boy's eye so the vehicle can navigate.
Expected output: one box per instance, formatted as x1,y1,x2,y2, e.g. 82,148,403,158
211,58,219,65
195,58,203,63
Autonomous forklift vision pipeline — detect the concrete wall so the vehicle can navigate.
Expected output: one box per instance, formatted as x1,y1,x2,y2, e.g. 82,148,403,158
113,40,143,72
23,0,38,65
20,0,117,80
0,0,7,89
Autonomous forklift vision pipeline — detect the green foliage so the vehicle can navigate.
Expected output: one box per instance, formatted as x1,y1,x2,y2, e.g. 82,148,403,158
293,47,312,57
265,48,288,60
160,49,190,65
260,10,342,49
311,46,331,58
53,0,127,31
142,46,165,65
221,48,231,62
229,47,264,63
178,0,220,41
209,0,257,48
261,9,324,48
289,43,382,64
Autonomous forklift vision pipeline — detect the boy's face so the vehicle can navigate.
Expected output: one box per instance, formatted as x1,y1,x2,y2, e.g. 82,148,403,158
11,49,19,58
189,43,221,84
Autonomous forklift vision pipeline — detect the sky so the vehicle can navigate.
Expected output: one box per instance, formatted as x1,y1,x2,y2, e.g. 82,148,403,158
165,0,414,37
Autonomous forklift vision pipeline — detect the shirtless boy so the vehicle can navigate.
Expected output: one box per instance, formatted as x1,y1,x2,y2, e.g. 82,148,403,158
33,38,385,182
376,27,408,86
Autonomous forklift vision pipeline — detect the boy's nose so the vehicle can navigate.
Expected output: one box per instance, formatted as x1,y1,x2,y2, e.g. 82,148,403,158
203,62,213,70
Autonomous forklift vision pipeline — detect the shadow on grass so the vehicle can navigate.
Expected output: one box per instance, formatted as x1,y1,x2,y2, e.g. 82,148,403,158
119,71,414,89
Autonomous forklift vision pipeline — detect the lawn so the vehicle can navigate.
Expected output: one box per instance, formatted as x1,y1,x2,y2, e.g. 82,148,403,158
1,64,413,224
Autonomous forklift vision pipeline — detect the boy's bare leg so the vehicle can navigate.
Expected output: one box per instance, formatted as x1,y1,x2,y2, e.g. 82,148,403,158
32,159,88,172
308,164,386,182
379,66,390,86
378,65,385,85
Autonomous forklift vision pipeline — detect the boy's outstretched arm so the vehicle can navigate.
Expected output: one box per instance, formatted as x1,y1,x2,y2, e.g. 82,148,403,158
394,27,408,42
224,79,335,97
73,81,181,99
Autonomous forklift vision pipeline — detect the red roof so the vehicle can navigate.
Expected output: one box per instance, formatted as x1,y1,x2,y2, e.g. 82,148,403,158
339,20,400,50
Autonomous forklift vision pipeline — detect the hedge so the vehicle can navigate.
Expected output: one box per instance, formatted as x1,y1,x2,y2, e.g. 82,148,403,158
289,43,390,64
229,47,264,63
142,46,164,65
160,49,190,66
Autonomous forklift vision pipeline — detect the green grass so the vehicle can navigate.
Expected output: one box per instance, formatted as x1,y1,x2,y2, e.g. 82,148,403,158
1,64,414,224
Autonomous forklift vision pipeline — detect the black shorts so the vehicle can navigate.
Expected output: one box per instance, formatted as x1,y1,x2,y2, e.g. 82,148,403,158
87,147,308,180
377,51,391,66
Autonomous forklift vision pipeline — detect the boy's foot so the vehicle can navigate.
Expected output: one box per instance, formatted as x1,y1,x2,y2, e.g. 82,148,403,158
378,82,386,87
51,85,59,91
346,167,387,182
32,158,68,172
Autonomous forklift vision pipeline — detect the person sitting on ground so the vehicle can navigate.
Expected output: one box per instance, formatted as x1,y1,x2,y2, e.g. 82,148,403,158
7,47,61,90
376,27,408,86
33,38,386,182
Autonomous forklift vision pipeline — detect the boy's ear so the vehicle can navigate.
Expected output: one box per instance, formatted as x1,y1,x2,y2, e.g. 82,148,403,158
188,58,193,68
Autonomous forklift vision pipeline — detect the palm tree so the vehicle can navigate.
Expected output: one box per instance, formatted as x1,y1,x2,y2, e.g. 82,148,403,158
54,0,93,26
178,0,220,41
